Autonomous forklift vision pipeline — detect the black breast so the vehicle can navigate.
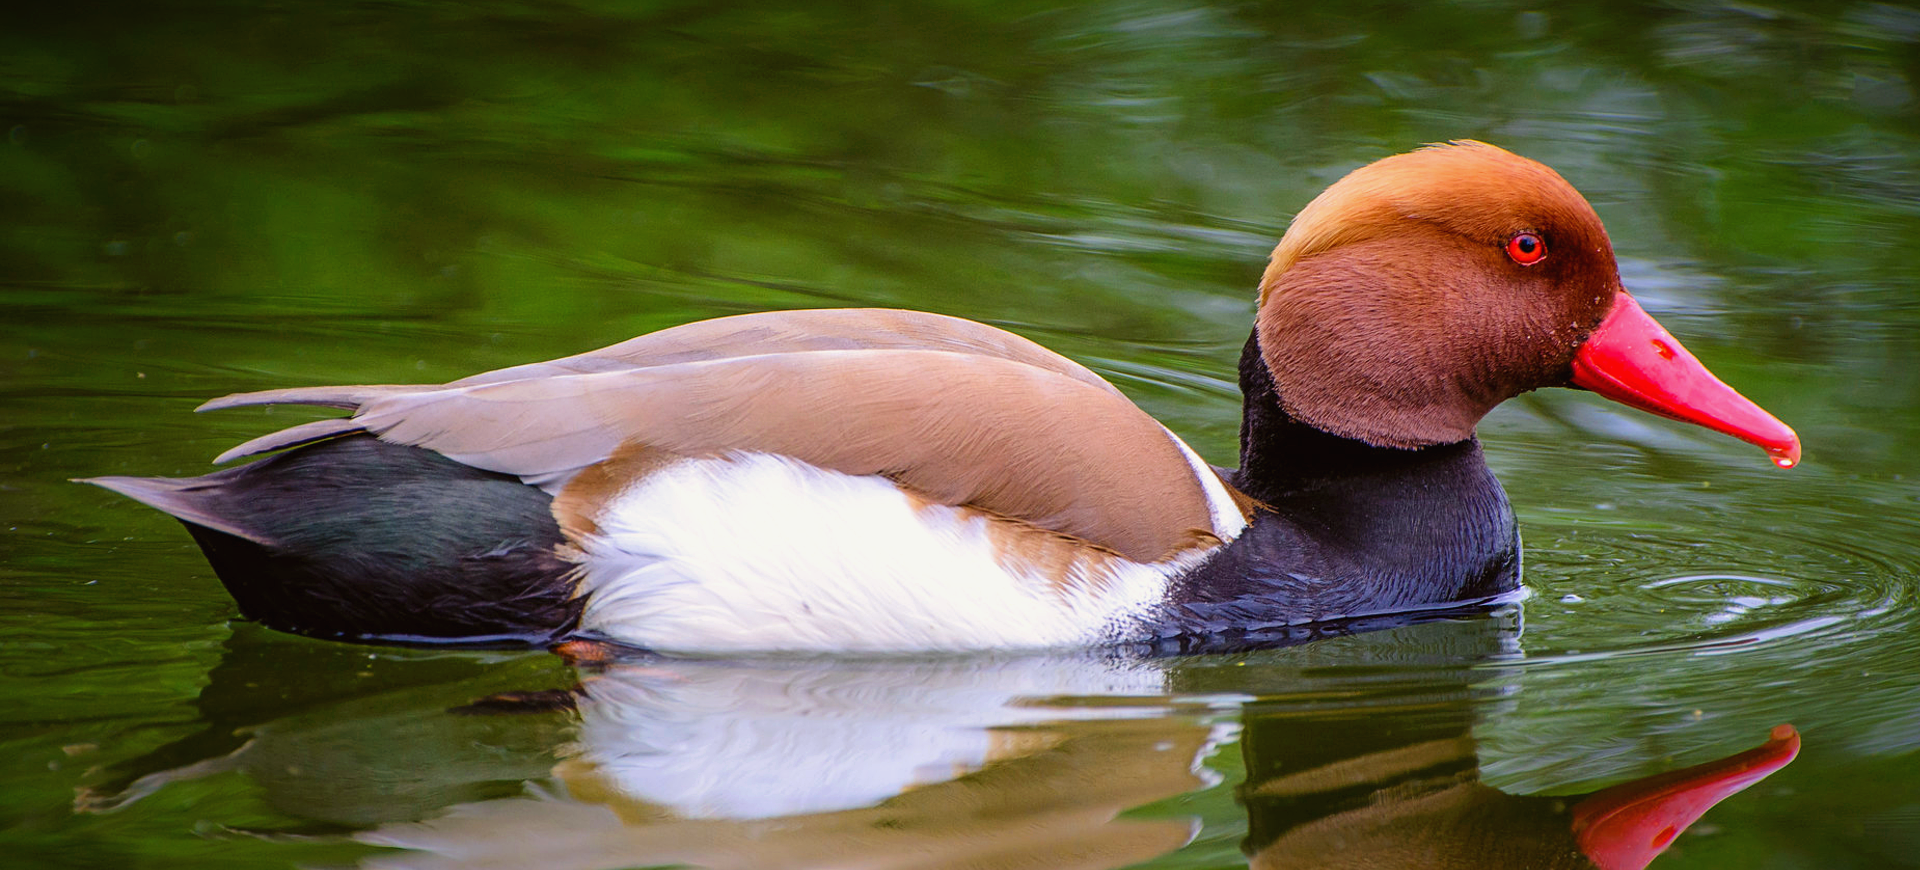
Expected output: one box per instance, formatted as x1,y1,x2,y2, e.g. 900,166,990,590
1140,331,1521,643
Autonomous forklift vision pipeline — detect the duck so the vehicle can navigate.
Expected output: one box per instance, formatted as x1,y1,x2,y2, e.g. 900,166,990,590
85,141,1801,653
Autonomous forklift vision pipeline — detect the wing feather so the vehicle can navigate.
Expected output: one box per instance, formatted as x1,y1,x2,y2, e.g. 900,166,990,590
357,349,1217,562
192,309,1219,560
197,384,436,413
447,308,1124,398
213,418,370,465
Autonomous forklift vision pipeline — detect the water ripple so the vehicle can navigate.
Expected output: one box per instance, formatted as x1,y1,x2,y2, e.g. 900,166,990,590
1516,507,1917,670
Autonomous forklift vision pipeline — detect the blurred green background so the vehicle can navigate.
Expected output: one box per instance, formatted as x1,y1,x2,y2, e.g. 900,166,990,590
4,1,1918,867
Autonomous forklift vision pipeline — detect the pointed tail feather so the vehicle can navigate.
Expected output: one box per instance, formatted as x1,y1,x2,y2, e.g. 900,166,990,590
212,418,366,465
79,475,276,545
196,384,433,413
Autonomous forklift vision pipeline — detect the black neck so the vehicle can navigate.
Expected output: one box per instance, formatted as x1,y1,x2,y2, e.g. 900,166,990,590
1144,331,1520,640
1233,329,1445,502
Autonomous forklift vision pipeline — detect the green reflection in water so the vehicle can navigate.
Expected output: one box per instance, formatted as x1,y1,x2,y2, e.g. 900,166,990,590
4,1,1918,868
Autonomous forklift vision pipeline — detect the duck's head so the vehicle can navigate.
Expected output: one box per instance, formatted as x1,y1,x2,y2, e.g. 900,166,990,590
1256,141,1800,467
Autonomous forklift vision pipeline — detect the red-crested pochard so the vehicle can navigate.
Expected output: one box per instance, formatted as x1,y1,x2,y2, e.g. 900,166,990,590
87,142,1800,652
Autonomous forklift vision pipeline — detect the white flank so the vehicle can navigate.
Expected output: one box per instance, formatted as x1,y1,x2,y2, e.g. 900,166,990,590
572,453,1210,653
1163,426,1248,542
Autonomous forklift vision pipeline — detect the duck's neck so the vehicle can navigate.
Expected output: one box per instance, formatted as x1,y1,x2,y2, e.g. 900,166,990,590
1147,332,1520,642
1232,329,1432,504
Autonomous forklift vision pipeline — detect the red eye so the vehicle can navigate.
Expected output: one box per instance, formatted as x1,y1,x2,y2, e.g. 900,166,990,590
1506,232,1546,265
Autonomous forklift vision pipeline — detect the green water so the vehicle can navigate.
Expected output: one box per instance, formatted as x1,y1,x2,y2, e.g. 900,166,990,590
5,2,1919,867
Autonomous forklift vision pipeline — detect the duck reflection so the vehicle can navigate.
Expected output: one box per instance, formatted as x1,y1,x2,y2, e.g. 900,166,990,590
363,651,1217,870
1231,694,1796,870
82,617,1796,869
76,627,574,824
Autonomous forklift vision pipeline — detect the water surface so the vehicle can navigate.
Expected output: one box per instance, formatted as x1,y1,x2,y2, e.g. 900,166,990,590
4,2,1919,867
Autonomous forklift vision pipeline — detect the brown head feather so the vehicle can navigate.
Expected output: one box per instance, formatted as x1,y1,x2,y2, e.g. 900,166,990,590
1255,141,1621,448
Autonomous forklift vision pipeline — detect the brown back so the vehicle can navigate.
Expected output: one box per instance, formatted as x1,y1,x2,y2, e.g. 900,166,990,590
359,349,1219,563
201,310,1226,563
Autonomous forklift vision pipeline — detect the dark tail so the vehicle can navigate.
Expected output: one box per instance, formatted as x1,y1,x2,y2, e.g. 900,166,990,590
83,435,580,646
